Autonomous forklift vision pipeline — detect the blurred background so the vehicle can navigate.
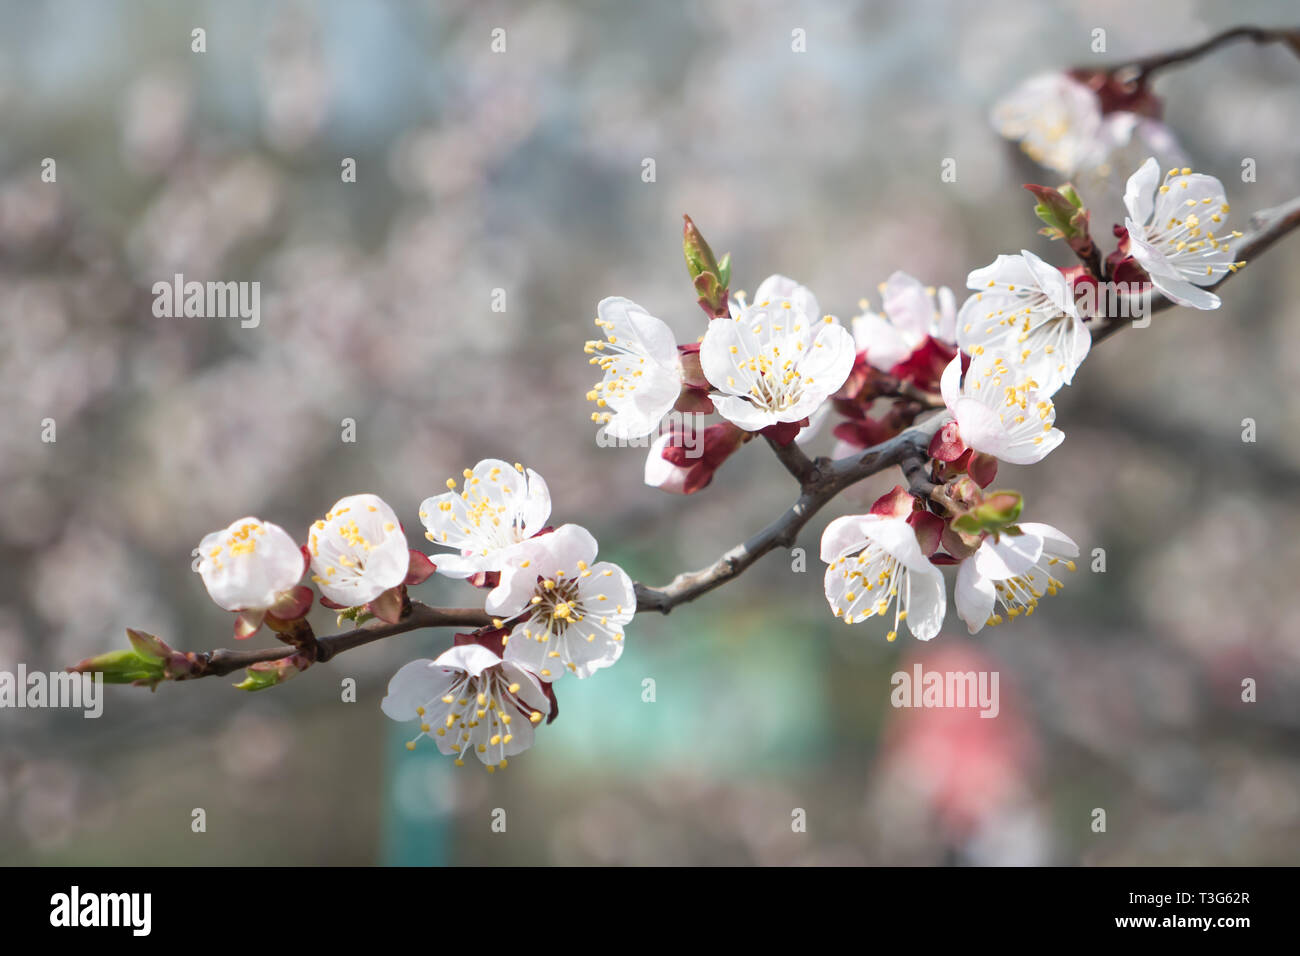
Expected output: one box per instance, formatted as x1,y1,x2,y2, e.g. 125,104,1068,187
1,0,1298,866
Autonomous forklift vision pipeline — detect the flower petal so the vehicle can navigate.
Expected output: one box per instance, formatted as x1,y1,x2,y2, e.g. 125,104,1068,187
1123,156,1161,225
955,559,996,635
381,658,457,721
902,566,946,641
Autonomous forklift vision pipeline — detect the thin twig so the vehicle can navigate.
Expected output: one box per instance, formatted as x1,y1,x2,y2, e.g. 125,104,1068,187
764,433,818,485
1115,26,1300,86
637,416,945,613
190,605,493,678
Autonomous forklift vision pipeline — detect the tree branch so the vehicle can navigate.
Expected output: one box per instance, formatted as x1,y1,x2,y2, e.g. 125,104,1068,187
173,417,946,680
764,433,818,484
76,33,1300,694
187,605,493,678
1115,26,1300,85
112,186,1300,686
637,415,945,613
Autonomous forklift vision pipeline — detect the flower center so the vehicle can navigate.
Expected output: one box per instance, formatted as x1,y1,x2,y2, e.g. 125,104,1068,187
530,575,583,633
225,521,265,557
1148,169,1238,262
729,312,817,413
985,554,1076,626
430,467,530,552
970,357,1056,442
829,545,913,641
406,667,545,772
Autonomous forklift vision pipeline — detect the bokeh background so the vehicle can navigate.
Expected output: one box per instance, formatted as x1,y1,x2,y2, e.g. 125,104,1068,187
2,0,1298,865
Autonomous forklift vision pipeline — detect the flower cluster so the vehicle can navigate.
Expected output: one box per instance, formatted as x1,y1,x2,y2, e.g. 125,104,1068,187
588,260,859,492
806,154,1241,641
820,483,1080,639
582,151,1240,645
401,462,635,769
174,145,1245,778
81,42,1274,796
197,492,435,641
192,461,636,770
832,273,959,456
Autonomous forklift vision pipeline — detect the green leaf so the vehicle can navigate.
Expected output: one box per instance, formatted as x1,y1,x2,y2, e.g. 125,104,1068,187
233,668,283,692
1024,183,1086,242
70,648,166,686
682,214,720,280
234,655,309,691
951,490,1024,535
336,606,375,627
715,252,731,290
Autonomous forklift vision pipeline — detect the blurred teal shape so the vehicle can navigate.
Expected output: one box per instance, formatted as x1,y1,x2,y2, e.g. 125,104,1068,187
380,718,452,865
540,606,830,775
377,625,467,866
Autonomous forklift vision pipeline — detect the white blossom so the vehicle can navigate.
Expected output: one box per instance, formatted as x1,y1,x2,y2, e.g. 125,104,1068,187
940,353,1064,465
731,274,820,321
197,517,303,612
419,459,551,578
486,524,636,681
955,523,1079,633
382,643,552,771
585,297,683,439
957,250,1089,395
1123,157,1243,310
992,72,1178,179
853,271,957,370
820,514,946,640
307,493,409,607
701,293,855,431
